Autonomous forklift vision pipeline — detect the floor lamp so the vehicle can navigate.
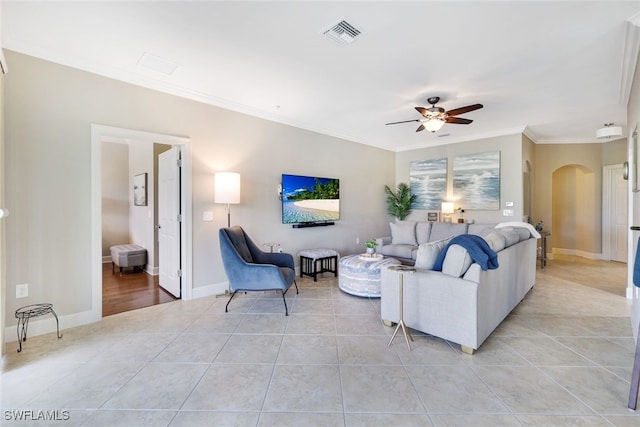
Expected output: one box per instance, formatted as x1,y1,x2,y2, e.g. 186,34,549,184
215,172,241,227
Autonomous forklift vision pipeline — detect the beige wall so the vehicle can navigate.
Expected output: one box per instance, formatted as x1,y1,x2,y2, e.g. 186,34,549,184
101,142,129,257
3,51,395,327
522,134,536,222
534,143,604,255
395,133,524,225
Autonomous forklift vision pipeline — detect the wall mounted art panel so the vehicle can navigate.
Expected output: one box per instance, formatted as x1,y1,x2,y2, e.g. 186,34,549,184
410,157,447,210
453,151,500,210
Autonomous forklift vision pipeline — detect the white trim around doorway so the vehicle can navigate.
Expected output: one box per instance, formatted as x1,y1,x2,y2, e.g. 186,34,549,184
91,124,193,322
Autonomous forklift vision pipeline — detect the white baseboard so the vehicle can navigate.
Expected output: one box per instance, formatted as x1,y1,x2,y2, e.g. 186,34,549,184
192,281,230,299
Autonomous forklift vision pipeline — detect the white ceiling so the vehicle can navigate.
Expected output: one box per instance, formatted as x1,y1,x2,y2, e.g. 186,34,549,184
2,1,640,152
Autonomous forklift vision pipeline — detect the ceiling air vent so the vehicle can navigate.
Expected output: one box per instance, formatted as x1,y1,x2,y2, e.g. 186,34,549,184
323,19,362,45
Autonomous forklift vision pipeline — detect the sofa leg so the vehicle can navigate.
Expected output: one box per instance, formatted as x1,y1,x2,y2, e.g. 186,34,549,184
461,345,475,355
382,319,394,327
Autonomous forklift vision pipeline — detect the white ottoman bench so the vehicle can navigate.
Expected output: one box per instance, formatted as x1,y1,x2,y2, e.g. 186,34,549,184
339,254,401,297
298,248,339,282
110,244,147,274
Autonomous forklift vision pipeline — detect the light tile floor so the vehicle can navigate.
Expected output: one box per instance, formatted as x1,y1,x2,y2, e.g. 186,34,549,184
1,255,639,426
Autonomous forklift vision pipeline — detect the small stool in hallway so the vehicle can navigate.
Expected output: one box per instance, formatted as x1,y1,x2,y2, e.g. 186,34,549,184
298,248,339,282
15,303,63,352
110,244,147,274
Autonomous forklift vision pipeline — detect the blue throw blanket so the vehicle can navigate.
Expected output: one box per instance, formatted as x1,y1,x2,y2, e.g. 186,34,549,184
633,239,640,287
433,234,499,272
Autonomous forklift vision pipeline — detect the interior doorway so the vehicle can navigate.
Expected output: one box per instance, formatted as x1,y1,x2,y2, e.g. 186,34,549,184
101,140,180,315
91,125,192,321
603,163,628,263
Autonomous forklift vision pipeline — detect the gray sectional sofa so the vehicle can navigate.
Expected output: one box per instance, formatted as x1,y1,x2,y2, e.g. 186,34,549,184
376,221,494,264
379,221,539,354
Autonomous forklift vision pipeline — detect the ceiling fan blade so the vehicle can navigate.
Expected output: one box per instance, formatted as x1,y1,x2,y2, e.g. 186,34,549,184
416,124,425,132
415,107,429,117
445,117,473,124
445,104,483,117
385,119,420,125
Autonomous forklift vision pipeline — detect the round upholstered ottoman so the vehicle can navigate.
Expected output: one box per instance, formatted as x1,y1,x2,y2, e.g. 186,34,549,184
338,255,401,297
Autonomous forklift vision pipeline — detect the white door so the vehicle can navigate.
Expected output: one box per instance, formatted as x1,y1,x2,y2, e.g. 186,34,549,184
158,146,182,297
612,165,628,262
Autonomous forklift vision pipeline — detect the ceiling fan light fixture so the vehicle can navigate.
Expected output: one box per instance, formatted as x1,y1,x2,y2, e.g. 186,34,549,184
596,123,622,139
424,118,445,133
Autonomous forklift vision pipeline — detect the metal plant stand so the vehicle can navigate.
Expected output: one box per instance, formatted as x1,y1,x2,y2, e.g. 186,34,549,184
15,303,63,352
387,265,415,351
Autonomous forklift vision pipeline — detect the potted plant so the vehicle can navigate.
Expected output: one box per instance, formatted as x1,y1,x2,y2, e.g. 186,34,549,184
384,183,416,221
364,238,378,255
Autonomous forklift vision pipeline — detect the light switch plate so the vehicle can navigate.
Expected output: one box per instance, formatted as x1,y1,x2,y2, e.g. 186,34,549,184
203,211,213,221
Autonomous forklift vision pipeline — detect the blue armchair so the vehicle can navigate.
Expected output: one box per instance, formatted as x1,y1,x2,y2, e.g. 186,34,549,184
219,226,298,315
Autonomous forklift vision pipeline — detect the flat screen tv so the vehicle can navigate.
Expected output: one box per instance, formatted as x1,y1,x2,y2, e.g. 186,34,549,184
281,174,340,225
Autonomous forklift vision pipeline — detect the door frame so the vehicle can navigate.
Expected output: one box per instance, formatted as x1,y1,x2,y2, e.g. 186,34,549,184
603,163,628,262
91,125,192,320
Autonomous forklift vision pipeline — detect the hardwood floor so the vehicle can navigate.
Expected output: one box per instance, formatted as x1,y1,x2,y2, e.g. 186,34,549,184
102,262,177,317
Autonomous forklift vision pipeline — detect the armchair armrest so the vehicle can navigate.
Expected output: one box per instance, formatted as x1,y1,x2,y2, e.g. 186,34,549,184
252,251,295,270
227,259,291,291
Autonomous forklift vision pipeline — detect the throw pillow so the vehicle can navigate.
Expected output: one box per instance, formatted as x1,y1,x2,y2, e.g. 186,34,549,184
390,221,417,245
483,231,506,252
442,244,474,277
414,237,452,270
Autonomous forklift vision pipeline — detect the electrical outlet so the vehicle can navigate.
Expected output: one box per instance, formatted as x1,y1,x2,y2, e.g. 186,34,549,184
16,283,28,298
356,237,360,245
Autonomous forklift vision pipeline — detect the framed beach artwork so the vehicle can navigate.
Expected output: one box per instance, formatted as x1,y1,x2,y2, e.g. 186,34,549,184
133,173,148,206
453,151,500,210
410,157,447,210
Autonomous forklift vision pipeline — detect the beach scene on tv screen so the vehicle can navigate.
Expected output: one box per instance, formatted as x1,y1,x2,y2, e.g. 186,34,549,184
282,175,340,224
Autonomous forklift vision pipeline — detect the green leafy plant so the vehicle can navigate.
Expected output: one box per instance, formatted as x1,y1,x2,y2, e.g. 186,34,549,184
365,238,378,249
384,182,416,220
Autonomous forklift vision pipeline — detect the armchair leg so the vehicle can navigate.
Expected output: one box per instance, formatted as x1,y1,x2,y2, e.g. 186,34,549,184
281,290,289,316
225,291,237,313
293,280,299,294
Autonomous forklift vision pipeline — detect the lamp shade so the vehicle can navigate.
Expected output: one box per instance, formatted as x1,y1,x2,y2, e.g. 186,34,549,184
215,172,241,204
596,125,622,139
441,201,454,214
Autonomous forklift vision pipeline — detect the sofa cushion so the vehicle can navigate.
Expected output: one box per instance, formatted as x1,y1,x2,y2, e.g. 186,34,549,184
390,221,417,245
500,226,531,241
502,230,520,247
429,222,468,242
483,231,506,252
415,221,432,244
414,237,452,270
467,223,497,236
380,244,415,260
442,244,474,277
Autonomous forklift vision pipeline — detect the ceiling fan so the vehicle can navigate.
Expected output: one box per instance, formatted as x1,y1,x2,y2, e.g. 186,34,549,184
386,96,483,133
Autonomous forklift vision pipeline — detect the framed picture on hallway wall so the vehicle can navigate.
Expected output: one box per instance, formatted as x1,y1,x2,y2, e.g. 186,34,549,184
133,173,148,206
